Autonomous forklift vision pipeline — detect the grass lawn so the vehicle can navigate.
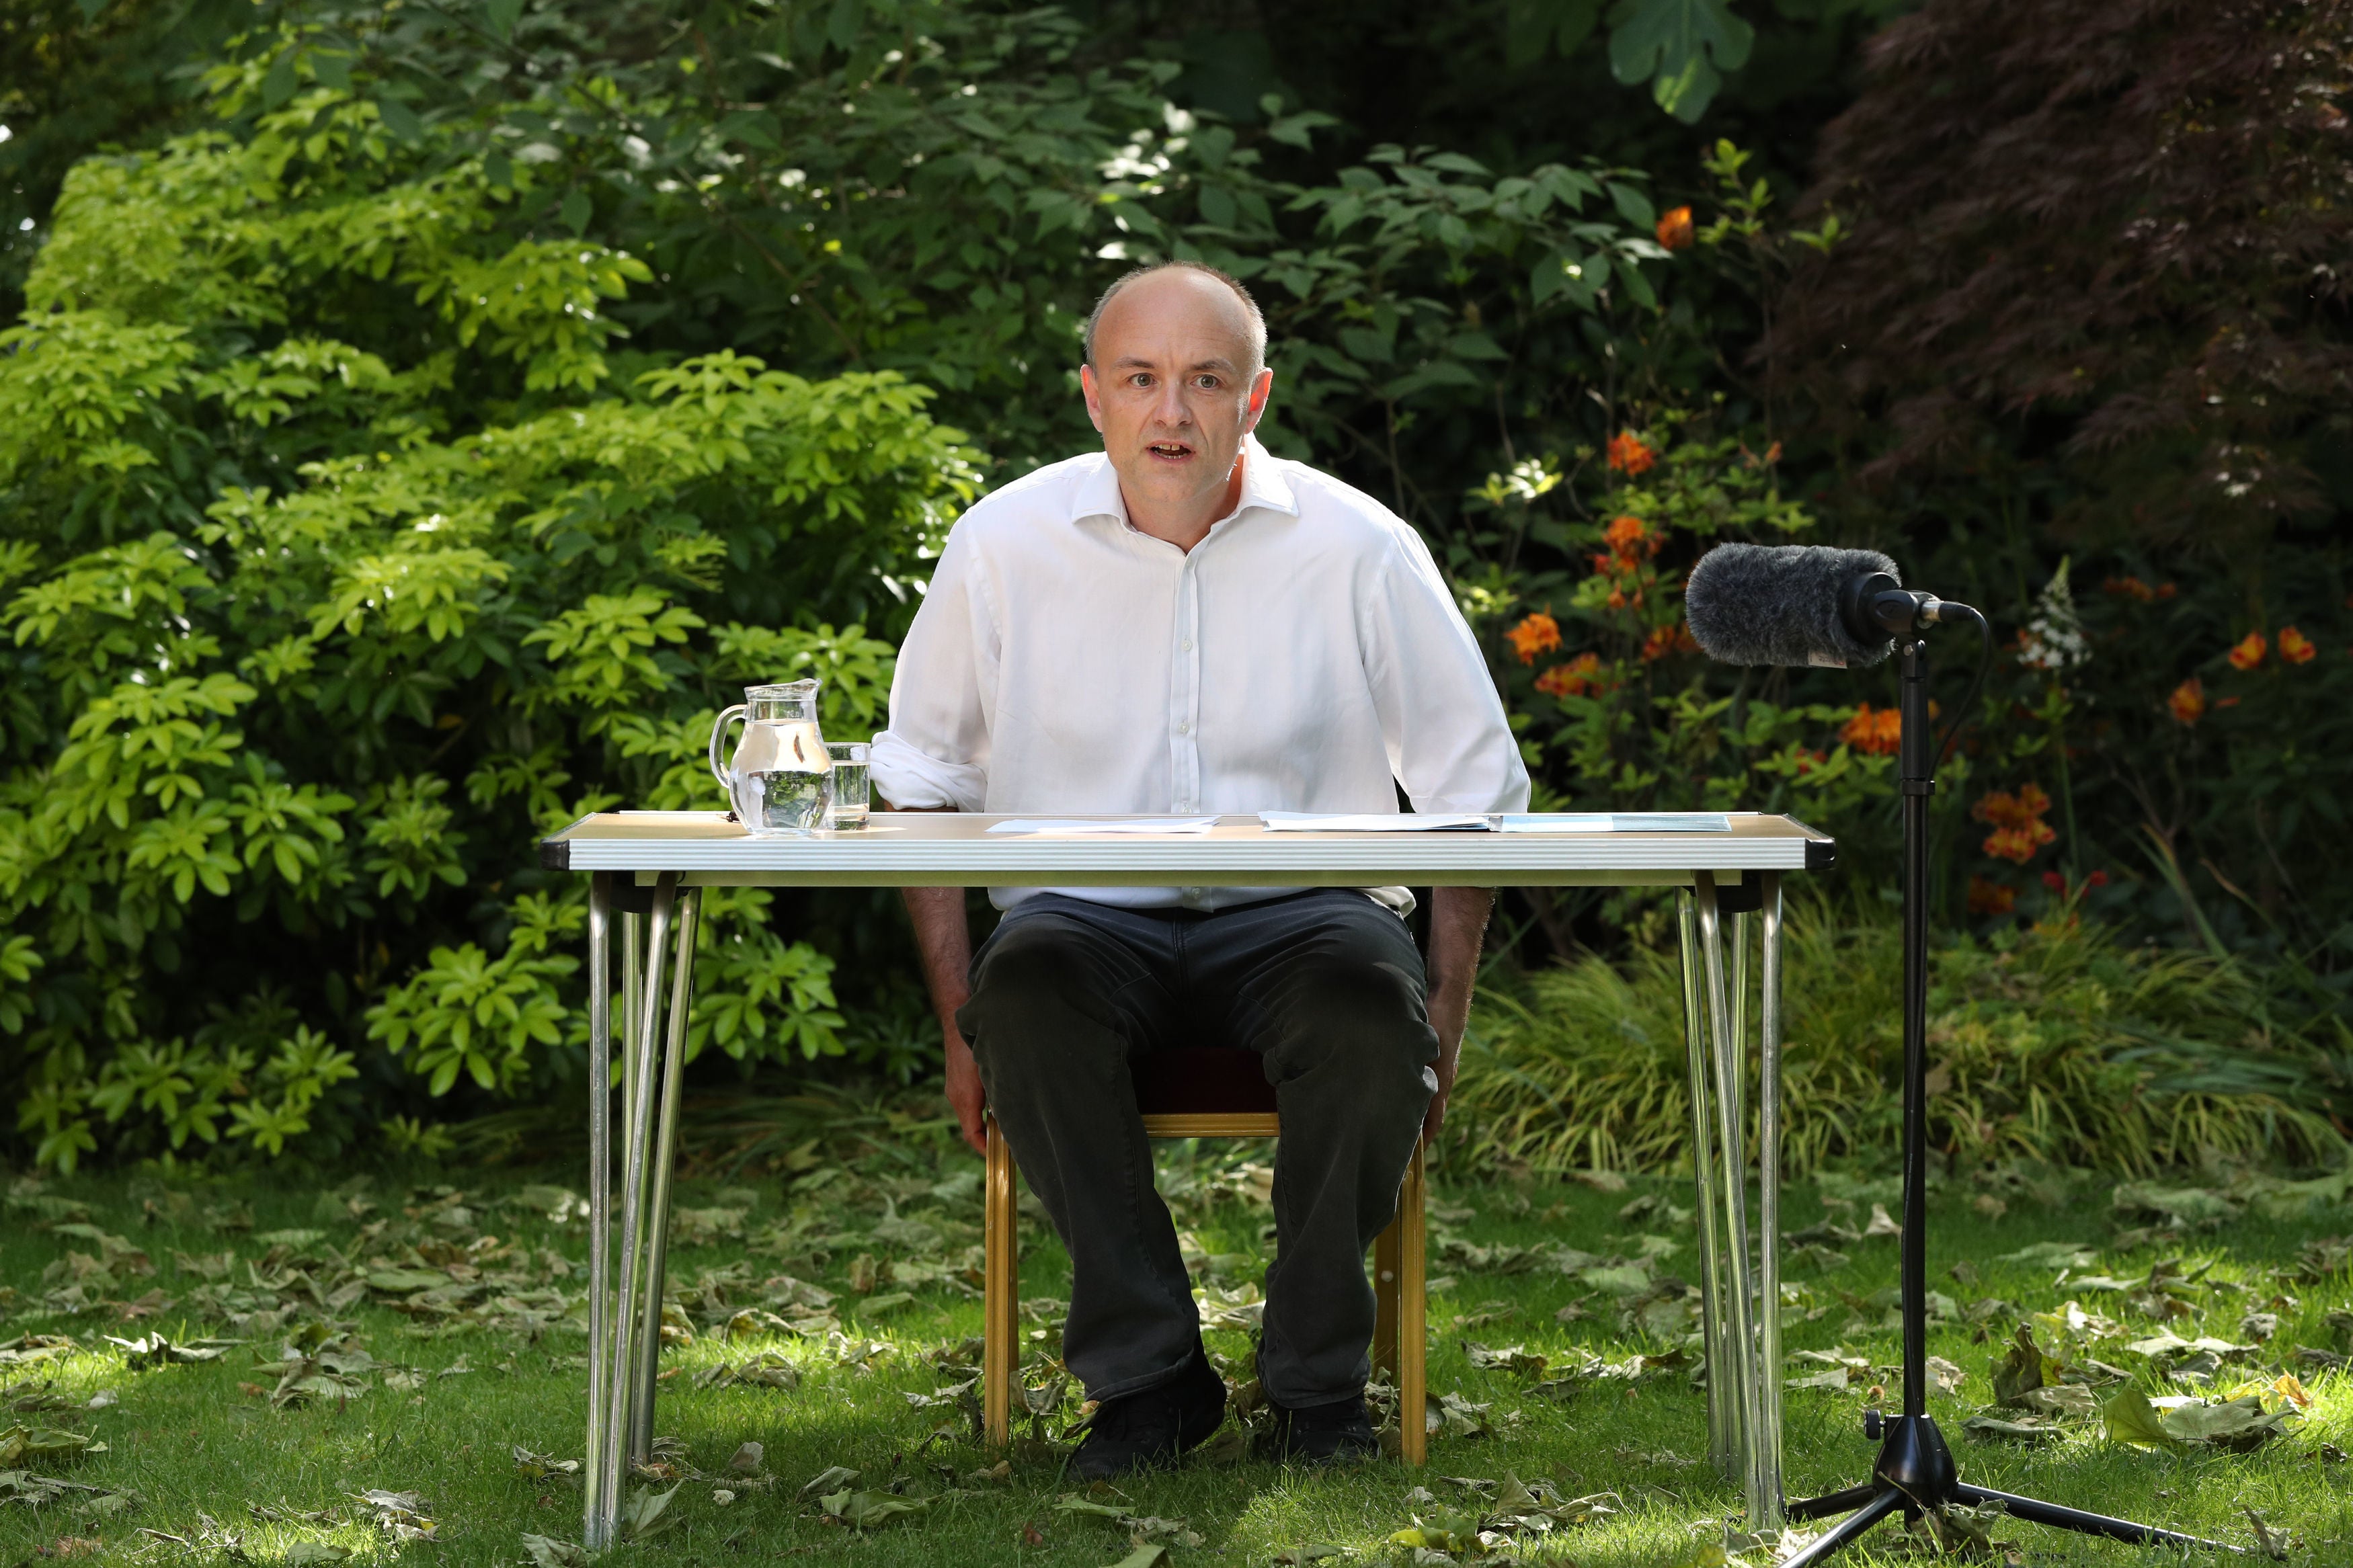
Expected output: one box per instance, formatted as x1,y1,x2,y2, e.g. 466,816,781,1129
3,1128,2351,1567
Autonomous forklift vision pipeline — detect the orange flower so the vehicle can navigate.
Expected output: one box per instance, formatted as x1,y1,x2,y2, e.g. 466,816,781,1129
2227,630,2266,670
1507,611,1562,665
2156,583,2178,598
1534,651,1603,698
2167,677,2205,725
1654,205,1694,251
2102,575,2155,603
1838,702,1903,755
1603,514,1650,562
1605,431,1655,476
1966,876,2018,915
1638,623,1699,663
1983,822,2057,864
1792,747,1827,775
2279,626,2316,665
1971,784,2057,863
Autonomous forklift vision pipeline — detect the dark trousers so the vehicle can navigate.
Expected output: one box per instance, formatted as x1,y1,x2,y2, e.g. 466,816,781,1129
957,889,1437,1407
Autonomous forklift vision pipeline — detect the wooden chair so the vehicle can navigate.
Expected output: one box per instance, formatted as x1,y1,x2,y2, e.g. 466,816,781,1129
982,1045,1429,1464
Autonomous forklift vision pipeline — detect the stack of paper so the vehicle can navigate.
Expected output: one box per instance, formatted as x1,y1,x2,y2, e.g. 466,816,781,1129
985,817,1218,835
1257,812,1494,832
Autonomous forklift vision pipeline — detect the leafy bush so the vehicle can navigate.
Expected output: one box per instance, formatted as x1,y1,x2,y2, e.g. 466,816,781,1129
1451,901,2344,1179
0,42,978,1169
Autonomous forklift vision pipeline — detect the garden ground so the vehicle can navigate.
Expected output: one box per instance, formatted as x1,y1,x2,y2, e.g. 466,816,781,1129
4,1116,2352,1567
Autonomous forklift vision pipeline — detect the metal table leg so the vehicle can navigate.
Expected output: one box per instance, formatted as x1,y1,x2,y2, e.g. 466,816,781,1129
1756,872,1786,1528
584,876,614,1547
589,876,676,1544
1677,891,1738,1479
1696,874,1767,1527
631,890,700,1461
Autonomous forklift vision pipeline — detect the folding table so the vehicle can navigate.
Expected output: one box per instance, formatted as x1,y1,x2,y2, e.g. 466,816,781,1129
536,809,1835,1546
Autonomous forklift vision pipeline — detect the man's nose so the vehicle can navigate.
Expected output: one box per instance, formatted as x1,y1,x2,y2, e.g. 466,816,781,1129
1149,380,1190,427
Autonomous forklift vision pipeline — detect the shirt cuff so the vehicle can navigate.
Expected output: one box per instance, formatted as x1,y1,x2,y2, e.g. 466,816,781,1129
871,731,989,813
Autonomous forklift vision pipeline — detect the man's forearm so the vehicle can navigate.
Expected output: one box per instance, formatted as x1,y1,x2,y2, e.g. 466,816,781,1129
1427,886,1494,1009
902,885,973,1027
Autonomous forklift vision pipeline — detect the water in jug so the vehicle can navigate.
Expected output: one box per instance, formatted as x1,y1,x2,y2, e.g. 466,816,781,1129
709,680,832,836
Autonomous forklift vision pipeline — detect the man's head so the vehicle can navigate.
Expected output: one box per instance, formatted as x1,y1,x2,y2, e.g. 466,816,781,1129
1080,262,1273,530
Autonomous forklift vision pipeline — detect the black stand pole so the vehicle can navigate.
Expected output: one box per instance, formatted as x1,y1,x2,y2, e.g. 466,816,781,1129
1777,631,2235,1565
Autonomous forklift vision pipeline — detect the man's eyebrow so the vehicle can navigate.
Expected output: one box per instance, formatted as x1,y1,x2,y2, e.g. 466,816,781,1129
1107,354,1242,372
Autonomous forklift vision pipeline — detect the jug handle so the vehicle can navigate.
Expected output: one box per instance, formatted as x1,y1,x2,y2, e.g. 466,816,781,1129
709,704,748,796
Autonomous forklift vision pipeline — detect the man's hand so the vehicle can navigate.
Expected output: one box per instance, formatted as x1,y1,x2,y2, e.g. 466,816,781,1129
943,1023,988,1155
1423,886,1494,1143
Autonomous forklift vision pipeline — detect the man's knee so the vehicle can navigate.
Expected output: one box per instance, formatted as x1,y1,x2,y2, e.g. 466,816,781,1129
961,913,1137,1073
1266,950,1438,1096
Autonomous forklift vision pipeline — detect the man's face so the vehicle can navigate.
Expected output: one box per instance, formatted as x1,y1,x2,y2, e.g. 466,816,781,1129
1080,270,1273,518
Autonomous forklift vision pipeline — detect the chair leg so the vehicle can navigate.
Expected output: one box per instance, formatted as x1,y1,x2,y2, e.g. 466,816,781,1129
1398,1138,1428,1466
1373,1212,1402,1381
983,1114,1019,1449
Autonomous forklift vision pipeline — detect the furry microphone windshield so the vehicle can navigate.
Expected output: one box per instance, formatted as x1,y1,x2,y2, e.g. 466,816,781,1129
1683,543,1903,668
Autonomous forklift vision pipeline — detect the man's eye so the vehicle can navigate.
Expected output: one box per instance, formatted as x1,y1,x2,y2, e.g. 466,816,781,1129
1195,376,1220,389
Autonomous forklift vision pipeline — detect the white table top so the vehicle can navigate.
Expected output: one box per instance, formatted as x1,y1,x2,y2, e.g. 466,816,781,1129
538,811,1835,888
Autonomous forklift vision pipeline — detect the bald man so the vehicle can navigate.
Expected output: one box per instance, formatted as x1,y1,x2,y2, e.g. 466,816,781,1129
871,262,1528,1474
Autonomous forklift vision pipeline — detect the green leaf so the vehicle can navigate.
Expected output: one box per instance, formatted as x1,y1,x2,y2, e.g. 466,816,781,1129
1507,0,1604,68
2100,1387,2176,1447
826,0,864,51
560,190,592,236
1607,0,1754,123
377,97,424,141
485,0,525,41
260,50,299,110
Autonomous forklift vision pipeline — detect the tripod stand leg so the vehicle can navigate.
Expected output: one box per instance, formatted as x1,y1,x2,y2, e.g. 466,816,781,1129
1950,1485,2237,1553
1776,1486,1903,1568
1677,891,1737,1479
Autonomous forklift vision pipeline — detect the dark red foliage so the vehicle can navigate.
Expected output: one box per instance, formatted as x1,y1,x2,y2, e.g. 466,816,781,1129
1769,0,2353,540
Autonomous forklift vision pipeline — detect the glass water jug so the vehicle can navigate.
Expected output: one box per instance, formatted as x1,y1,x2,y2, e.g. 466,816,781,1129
708,680,832,836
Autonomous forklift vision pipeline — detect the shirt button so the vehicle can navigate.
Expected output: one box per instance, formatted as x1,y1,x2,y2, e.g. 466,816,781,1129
1182,638,1194,652
1176,721,1191,735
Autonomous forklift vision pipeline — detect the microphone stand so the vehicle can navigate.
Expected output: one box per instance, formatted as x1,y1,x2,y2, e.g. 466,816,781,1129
1777,620,2233,1565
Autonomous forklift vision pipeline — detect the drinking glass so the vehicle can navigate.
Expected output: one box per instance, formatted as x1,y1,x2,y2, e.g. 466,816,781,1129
825,741,872,829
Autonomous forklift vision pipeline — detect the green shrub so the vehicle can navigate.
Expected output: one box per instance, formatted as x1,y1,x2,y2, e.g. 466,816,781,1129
0,48,979,1171
1451,901,2343,1179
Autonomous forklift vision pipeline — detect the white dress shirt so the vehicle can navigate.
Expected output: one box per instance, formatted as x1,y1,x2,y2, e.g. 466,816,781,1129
870,434,1531,911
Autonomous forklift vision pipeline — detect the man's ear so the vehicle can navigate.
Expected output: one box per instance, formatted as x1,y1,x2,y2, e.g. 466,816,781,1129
1080,363,1106,435
1240,366,1274,434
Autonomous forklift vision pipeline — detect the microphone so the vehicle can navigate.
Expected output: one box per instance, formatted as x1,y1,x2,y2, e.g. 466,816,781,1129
1683,543,1966,669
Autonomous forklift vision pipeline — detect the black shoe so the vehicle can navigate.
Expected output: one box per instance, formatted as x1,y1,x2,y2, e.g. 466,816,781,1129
1069,1351,1228,1479
1255,1393,1377,1464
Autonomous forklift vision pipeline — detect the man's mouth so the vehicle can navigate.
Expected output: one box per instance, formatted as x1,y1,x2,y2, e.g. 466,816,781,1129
1146,440,1195,462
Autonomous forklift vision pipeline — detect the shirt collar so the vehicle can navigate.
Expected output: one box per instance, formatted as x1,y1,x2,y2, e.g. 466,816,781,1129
1069,434,1299,530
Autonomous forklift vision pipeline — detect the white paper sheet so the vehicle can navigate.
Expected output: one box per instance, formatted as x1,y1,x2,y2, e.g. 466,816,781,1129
984,817,1220,835
1496,812,1734,833
1257,812,1496,832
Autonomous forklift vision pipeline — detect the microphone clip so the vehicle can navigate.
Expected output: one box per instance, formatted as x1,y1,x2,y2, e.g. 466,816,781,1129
1839,572,1960,642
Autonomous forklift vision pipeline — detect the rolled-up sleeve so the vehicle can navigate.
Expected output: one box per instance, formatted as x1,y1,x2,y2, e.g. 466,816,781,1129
1364,529,1531,816
871,526,994,811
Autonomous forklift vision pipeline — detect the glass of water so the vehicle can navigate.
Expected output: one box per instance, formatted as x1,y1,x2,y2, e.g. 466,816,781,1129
825,741,871,829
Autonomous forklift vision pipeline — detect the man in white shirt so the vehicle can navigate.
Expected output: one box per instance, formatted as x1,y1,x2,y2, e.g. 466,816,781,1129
873,263,1528,1473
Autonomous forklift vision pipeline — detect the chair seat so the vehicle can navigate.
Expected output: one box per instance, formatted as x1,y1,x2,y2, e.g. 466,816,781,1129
1131,1045,1279,1117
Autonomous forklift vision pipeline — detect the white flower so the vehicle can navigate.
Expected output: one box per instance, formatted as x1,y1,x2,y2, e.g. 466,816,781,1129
2018,560,2089,672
